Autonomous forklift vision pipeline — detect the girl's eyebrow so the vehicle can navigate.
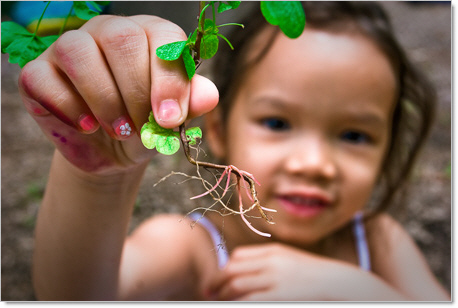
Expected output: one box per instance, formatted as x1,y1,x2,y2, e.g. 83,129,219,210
249,96,292,109
345,108,387,124
342,110,388,130
250,95,388,126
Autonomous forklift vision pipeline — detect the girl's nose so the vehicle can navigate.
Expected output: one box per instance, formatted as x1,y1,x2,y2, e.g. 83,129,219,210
284,136,337,181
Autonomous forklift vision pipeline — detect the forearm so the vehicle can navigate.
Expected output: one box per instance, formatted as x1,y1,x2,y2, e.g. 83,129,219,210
32,150,149,301
329,264,411,301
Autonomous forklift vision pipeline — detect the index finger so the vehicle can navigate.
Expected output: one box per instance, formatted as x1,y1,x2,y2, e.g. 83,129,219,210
130,15,191,129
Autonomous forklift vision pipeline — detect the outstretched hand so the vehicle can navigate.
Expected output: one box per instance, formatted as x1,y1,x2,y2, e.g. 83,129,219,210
18,15,218,175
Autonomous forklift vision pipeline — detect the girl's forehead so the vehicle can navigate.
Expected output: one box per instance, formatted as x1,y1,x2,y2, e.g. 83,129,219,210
251,27,396,88
238,28,397,117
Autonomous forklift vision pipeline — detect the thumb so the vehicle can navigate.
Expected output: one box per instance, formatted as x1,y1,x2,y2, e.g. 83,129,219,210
188,74,219,119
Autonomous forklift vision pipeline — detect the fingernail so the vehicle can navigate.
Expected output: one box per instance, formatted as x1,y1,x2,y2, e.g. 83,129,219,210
158,99,181,124
78,114,97,133
112,116,135,139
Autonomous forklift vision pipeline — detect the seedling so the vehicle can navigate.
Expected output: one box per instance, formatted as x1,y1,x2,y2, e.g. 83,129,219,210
142,1,305,236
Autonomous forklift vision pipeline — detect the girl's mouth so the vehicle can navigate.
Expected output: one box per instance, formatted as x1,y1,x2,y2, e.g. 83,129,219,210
277,194,330,218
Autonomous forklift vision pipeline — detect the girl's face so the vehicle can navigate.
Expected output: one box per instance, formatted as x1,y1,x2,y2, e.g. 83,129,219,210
208,28,397,246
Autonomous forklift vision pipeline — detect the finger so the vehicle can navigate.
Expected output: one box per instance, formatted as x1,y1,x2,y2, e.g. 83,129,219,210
19,59,99,134
209,258,265,297
132,15,191,129
51,28,134,140
188,74,219,119
230,244,276,261
236,290,273,301
215,273,270,301
83,16,152,133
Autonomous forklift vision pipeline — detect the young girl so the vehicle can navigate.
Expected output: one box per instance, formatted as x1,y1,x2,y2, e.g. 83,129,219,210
21,2,449,301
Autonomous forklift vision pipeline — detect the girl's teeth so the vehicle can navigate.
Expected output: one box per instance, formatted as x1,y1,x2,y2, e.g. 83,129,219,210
289,197,323,206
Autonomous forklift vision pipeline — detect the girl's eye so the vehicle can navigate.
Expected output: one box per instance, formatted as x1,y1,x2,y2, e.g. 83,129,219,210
261,118,290,131
341,131,370,144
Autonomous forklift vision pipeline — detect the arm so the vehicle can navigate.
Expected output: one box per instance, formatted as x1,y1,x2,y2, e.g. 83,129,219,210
209,216,450,301
368,214,450,301
207,243,411,301
33,151,148,300
25,15,218,300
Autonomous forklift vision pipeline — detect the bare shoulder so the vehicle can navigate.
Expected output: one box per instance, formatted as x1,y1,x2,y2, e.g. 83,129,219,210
364,213,450,301
119,213,219,300
365,213,424,272
365,213,404,246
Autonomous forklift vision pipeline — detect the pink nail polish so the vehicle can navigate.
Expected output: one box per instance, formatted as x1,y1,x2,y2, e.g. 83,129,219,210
112,116,134,139
78,114,97,132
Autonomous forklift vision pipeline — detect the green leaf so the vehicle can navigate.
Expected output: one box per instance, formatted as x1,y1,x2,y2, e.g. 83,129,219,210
200,33,219,59
204,18,218,34
140,124,159,150
156,41,187,61
218,33,234,50
185,127,203,145
87,1,103,12
140,111,181,154
73,1,100,20
156,135,181,155
260,1,306,39
41,35,60,48
94,1,111,5
5,36,48,68
217,1,241,13
182,45,196,80
1,21,32,53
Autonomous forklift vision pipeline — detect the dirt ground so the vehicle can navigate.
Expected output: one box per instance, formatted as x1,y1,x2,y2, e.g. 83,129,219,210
1,1,451,301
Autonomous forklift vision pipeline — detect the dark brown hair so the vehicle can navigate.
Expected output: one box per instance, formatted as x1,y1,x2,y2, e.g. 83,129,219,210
211,1,436,216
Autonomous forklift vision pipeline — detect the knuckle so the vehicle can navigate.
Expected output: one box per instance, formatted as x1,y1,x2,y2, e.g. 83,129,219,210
85,14,107,25
19,60,50,96
99,17,146,49
53,30,94,64
142,16,187,43
228,279,244,294
230,247,244,260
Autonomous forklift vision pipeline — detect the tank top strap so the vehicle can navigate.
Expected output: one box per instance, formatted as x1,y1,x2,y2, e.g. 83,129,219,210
352,211,371,271
188,212,229,268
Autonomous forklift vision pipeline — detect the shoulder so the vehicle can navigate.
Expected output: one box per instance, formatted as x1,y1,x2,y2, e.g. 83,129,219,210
365,213,419,270
365,213,404,248
129,213,221,273
119,213,220,300
364,213,449,300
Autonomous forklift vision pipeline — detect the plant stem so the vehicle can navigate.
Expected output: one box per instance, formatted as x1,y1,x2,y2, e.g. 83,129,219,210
217,23,244,28
194,1,207,62
59,4,75,36
33,1,51,37
178,0,273,226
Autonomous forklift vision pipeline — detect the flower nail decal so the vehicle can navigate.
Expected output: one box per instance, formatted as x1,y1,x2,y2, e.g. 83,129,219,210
113,117,134,138
119,122,132,136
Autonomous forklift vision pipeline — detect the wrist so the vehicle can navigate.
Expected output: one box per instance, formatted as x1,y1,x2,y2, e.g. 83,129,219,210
53,150,149,190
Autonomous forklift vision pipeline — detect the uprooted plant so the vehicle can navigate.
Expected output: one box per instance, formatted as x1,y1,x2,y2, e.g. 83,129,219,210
141,1,306,237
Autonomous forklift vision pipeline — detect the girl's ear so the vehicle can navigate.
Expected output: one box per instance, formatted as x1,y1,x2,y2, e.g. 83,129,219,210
204,107,226,160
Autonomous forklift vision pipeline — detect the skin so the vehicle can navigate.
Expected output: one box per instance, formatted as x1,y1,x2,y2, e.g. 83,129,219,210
25,15,450,301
